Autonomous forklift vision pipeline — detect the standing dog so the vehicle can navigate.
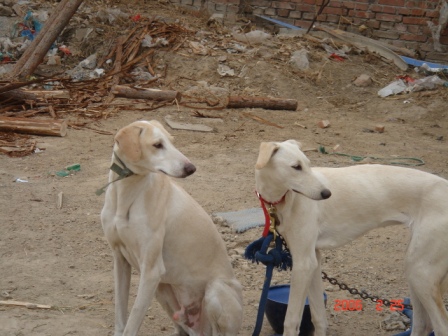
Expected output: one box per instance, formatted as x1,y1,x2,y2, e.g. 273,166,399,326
101,120,243,336
255,140,448,336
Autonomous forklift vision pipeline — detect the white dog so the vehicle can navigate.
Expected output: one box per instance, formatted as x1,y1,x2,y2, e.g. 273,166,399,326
101,120,243,336
255,140,448,336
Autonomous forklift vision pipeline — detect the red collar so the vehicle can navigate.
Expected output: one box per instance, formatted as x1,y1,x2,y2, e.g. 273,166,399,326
256,191,287,237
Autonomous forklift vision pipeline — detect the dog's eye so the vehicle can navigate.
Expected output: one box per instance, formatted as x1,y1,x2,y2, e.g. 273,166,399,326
292,164,302,171
153,143,163,149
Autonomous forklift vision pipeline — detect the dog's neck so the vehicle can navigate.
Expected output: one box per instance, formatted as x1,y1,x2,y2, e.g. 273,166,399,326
110,152,135,179
256,190,287,206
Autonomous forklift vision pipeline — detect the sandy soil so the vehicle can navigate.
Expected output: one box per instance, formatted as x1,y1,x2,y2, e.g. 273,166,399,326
1,1,448,335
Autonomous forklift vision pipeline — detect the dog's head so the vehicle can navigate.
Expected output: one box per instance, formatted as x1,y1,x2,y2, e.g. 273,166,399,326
113,120,196,177
255,140,331,201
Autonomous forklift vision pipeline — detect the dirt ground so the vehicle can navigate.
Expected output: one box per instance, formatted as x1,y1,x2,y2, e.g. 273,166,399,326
1,1,448,335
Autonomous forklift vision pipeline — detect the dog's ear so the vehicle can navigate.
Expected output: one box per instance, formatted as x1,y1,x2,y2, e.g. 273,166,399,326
115,126,142,162
255,142,279,169
149,120,174,142
285,139,302,149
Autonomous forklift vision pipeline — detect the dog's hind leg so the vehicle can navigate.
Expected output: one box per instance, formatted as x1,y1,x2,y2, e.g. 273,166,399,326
113,250,132,336
156,284,188,336
307,250,327,336
203,279,243,336
406,235,448,336
408,287,433,336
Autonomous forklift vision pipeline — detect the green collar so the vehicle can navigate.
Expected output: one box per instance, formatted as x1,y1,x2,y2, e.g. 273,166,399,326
96,153,135,196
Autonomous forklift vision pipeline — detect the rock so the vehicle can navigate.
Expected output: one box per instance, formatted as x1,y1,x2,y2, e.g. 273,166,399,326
317,120,331,128
0,4,13,16
353,74,373,87
375,124,385,133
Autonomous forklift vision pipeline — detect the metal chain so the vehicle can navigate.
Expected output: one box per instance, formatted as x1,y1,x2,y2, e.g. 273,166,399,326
321,271,413,309
275,230,413,310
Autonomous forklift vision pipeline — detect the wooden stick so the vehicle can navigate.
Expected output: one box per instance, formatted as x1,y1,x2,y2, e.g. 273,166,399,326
57,192,63,209
0,300,52,309
242,112,284,129
0,117,68,137
0,89,38,102
227,96,298,111
112,85,181,102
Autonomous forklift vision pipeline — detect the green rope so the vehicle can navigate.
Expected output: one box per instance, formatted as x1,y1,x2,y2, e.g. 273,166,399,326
318,146,425,167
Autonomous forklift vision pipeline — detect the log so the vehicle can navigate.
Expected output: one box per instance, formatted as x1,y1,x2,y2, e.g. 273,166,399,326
0,117,68,137
0,89,38,102
11,0,84,79
227,96,298,110
112,85,182,102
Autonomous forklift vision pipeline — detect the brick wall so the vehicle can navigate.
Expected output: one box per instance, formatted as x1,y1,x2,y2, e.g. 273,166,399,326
170,0,448,62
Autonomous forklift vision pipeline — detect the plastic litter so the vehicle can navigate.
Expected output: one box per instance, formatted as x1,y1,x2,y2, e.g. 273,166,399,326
410,75,446,92
232,29,271,45
378,79,408,97
217,64,235,77
141,35,169,48
290,49,309,70
378,75,447,97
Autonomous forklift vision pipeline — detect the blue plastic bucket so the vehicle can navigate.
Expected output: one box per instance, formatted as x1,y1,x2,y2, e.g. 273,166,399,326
265,284,327,336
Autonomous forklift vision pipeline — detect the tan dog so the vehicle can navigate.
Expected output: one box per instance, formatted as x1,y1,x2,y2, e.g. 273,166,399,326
101,120,243,336
255,140,448,336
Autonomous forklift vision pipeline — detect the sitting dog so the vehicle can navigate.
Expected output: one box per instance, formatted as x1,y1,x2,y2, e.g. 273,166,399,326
255,139,448,336
101,120,243,336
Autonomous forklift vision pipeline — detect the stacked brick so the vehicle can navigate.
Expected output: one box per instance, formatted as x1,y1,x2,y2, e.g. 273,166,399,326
170,0,448,61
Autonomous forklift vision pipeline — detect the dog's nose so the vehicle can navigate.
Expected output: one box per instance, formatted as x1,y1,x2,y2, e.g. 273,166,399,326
184,163,196,176
321,189,331,199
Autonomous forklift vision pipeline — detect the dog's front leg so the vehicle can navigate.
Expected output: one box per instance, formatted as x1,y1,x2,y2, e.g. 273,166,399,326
306,250,327,336
282,227,319,336
123,247,165,336
113,250,132,336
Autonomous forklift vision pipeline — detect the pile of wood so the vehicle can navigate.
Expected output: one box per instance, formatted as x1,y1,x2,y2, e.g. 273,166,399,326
0,6,301,157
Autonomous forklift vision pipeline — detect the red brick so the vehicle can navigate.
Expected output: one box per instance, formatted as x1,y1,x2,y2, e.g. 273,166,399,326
294,19,312,28
400,33,428,42
354,3,369,11
397,8,411,15
394,23,407,32
289,10,302,19
379,0,405,6
316,13,327,20
322,6,345,15
341,1,355,9
440,35,448,45
272,1,296,10
277,8,290,17
405,1,429,9
329,1,342,8
409,8,426,15
376,13,401,22
402,16,427,25
381,5,397,14
380,21,395,30
366,20,381,29
302,0,317,4
407,25,421,34
370,4,384,12
425,10,439,18
326,14,341,23
350,10,375,19
302,12,316,20
373,29,400,39
295,3,315,11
